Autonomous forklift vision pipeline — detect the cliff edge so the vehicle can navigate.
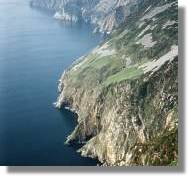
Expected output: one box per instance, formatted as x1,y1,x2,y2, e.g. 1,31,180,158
54,0,178,166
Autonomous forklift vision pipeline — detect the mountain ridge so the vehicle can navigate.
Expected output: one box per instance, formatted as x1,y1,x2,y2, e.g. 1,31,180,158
30,0,142,33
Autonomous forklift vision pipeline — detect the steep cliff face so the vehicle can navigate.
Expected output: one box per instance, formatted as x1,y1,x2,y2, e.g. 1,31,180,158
30,0,63,10
55,0,178,166
30,0,142,33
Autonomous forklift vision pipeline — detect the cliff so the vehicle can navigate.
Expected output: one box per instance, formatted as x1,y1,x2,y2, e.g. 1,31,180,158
30,0,143,33
54,0,178,166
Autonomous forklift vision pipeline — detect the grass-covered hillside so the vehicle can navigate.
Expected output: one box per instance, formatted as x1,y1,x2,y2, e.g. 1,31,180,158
62,0,178,90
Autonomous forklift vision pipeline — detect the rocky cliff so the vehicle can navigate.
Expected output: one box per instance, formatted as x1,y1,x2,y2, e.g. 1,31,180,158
30,0,143,33
54,0,178,166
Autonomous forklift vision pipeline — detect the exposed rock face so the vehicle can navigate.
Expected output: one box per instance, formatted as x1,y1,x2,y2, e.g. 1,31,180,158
30,0,142,33
55,0,178,166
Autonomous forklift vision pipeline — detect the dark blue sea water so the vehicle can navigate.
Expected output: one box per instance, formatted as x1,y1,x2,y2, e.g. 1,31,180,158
0,0,102,165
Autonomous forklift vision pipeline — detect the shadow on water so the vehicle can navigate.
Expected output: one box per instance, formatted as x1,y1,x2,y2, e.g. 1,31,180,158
7,7,185,173
58,108,87,150
59,108,78,135
56,108,101,165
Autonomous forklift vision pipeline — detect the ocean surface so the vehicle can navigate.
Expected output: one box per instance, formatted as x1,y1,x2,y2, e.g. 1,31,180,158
0,0,102,165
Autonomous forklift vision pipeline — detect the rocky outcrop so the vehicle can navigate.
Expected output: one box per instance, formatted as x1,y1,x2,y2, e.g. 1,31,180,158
54,0,178,166
30,0,142,33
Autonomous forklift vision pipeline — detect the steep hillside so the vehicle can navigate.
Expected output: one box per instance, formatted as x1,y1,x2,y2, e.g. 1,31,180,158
54,0,178,166
30,0,143,33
